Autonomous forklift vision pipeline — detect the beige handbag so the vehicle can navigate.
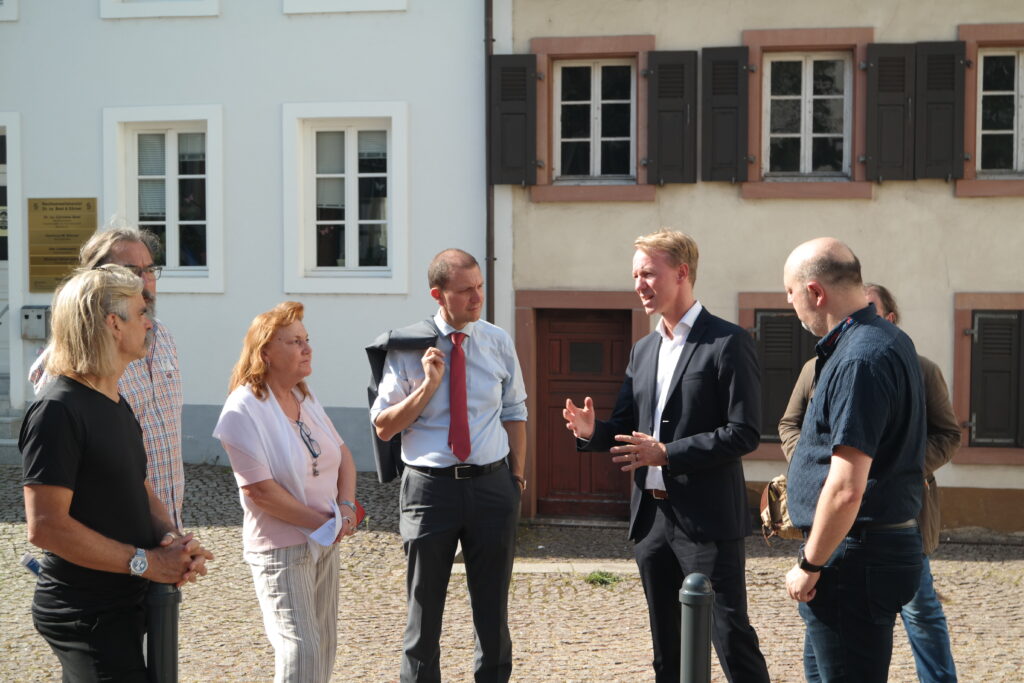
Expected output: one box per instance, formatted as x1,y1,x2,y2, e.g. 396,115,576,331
759,474,804,542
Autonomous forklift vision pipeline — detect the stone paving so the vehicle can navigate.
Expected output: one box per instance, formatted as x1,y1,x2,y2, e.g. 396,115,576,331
2,463,1023,682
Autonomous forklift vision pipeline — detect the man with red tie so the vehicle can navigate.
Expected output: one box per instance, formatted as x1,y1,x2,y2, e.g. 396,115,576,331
371,248,528,683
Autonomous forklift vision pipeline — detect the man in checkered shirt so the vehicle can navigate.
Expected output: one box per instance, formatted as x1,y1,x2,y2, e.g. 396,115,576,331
30,227,185,531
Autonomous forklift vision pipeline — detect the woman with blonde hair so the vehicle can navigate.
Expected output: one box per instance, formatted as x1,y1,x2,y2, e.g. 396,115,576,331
213,301,357,683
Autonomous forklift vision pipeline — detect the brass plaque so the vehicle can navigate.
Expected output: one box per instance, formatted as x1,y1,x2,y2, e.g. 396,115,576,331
28,198,97,292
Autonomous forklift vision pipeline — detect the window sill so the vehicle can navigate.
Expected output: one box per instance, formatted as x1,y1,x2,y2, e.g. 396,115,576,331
953,446,1024,465
955,178,1024,198
283,0,406,13
741,180,873,199
530,184,655,203
100,0,219,19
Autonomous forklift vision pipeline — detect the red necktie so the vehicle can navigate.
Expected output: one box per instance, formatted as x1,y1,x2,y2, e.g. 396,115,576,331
448,332,471,461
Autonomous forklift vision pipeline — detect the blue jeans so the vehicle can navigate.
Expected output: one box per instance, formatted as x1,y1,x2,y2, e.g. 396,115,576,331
800,526,922,682
901,555,957,682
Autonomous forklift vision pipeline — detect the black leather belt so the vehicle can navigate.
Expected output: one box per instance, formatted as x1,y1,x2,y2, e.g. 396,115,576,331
405,459,507,480
847,518,917,537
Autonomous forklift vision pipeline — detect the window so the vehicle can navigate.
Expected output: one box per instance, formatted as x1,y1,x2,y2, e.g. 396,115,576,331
763,53,852,177
753,309,817,441
103,105,223,293
100,0,219,19
957,23,1024,197
553,60,636,182
130,126,208,269
0,0,19,21
282,102,408,294
977,50,1024,173
740,27,874,199
309,123,389,270
968,310,1023,447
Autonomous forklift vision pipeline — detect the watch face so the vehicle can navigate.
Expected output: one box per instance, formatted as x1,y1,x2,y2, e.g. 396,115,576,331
130,551,148,575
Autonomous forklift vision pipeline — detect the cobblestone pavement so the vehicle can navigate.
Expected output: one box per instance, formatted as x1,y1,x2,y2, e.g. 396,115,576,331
2,464,1023,682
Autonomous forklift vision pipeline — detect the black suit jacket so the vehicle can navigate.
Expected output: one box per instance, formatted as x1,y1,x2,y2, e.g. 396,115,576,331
582,307,761,542
365,318,440,483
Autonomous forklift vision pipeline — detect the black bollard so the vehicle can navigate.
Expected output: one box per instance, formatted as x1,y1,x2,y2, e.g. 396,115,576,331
679,572,714,683
145,583,181,683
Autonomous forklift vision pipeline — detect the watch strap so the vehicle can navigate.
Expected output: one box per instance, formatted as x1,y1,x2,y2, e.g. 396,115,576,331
798,548,824,573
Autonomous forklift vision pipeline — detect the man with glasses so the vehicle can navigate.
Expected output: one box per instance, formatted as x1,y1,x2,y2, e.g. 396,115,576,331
30,227,184,532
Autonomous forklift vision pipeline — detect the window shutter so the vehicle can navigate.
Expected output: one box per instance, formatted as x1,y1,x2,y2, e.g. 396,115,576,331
914,41,966,180
866,44,915,181
488,54,537,186
646,51,697,184
755,311,816,441
701,46,748,182
970,312,1022,446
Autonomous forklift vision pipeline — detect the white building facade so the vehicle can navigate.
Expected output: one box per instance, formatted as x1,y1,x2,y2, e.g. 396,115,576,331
0,0,491,470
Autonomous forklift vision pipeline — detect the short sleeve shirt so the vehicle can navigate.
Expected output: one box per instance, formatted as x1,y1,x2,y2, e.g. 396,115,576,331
787,305,926,529
20,376,156,611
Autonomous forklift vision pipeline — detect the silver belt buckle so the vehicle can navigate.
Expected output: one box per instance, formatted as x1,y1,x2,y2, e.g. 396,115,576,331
454,465,472,480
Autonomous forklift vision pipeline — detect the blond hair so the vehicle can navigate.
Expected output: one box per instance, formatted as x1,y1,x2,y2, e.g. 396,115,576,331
634,229,699,286
228,301,310,401
46,265,144,378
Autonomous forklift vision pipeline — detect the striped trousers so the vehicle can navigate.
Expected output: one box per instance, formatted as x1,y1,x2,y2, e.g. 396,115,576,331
245,543,340,683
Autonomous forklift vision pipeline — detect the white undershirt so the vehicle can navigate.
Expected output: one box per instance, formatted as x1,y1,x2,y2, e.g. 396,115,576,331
645,301,702,490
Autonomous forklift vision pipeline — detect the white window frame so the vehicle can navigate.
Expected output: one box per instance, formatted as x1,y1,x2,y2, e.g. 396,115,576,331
553,58,637,184
103,105,223,293
761,52,853,178
976,48,1024,175
283,0,405,13
282,102,408,295
100,0,219,19
0,0,19,22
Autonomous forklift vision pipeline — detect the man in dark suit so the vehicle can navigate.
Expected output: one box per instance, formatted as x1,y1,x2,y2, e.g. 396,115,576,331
564,229,769,683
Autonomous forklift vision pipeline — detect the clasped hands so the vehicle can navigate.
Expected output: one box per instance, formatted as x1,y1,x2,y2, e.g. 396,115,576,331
563,396,668,471
151,531,215,588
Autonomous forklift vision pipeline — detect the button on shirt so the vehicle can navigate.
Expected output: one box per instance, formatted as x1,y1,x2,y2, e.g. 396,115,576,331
370,311,528,468
646,301,703,490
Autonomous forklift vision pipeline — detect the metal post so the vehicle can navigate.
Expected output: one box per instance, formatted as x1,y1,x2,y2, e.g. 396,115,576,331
679,572,714,683
145,583,181,683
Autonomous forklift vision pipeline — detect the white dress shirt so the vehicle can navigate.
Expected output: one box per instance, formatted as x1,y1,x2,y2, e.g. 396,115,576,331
645,301,703,490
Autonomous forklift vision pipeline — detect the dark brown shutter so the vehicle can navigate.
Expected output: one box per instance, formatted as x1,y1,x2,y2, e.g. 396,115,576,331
646,51,697,184
488,54,537,185
866,44,915,181
701,46,749,182
914,41,966,180
754,311,817,441
970,311,1022,446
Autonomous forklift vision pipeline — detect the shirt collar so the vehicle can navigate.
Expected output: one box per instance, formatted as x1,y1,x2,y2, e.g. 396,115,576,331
433,310,475,338
816,302,876,359
657,300,703,343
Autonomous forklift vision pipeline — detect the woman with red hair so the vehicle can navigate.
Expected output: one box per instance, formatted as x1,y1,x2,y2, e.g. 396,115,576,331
214,301,357,683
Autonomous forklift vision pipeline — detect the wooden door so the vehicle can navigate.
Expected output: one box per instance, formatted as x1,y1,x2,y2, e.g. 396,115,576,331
536,309,632,518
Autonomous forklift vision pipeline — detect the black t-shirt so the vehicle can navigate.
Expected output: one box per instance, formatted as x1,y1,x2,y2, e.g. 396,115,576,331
21,375,157,613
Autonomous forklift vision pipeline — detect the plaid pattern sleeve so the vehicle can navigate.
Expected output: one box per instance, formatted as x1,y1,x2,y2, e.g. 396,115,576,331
119,319,185,530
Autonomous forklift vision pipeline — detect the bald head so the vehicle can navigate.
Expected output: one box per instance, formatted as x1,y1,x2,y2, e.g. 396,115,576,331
783,237,868,337
784,237,862,291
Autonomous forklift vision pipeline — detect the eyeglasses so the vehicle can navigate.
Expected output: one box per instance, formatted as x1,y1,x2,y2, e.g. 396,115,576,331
296,419,322,476
122,264,163,280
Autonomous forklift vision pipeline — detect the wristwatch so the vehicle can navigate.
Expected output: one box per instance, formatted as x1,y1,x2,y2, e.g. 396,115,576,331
798,548,824,573
129,547,149,576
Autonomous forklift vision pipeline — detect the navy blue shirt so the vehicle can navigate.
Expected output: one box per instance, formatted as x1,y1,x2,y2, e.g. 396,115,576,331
787,304,926,530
